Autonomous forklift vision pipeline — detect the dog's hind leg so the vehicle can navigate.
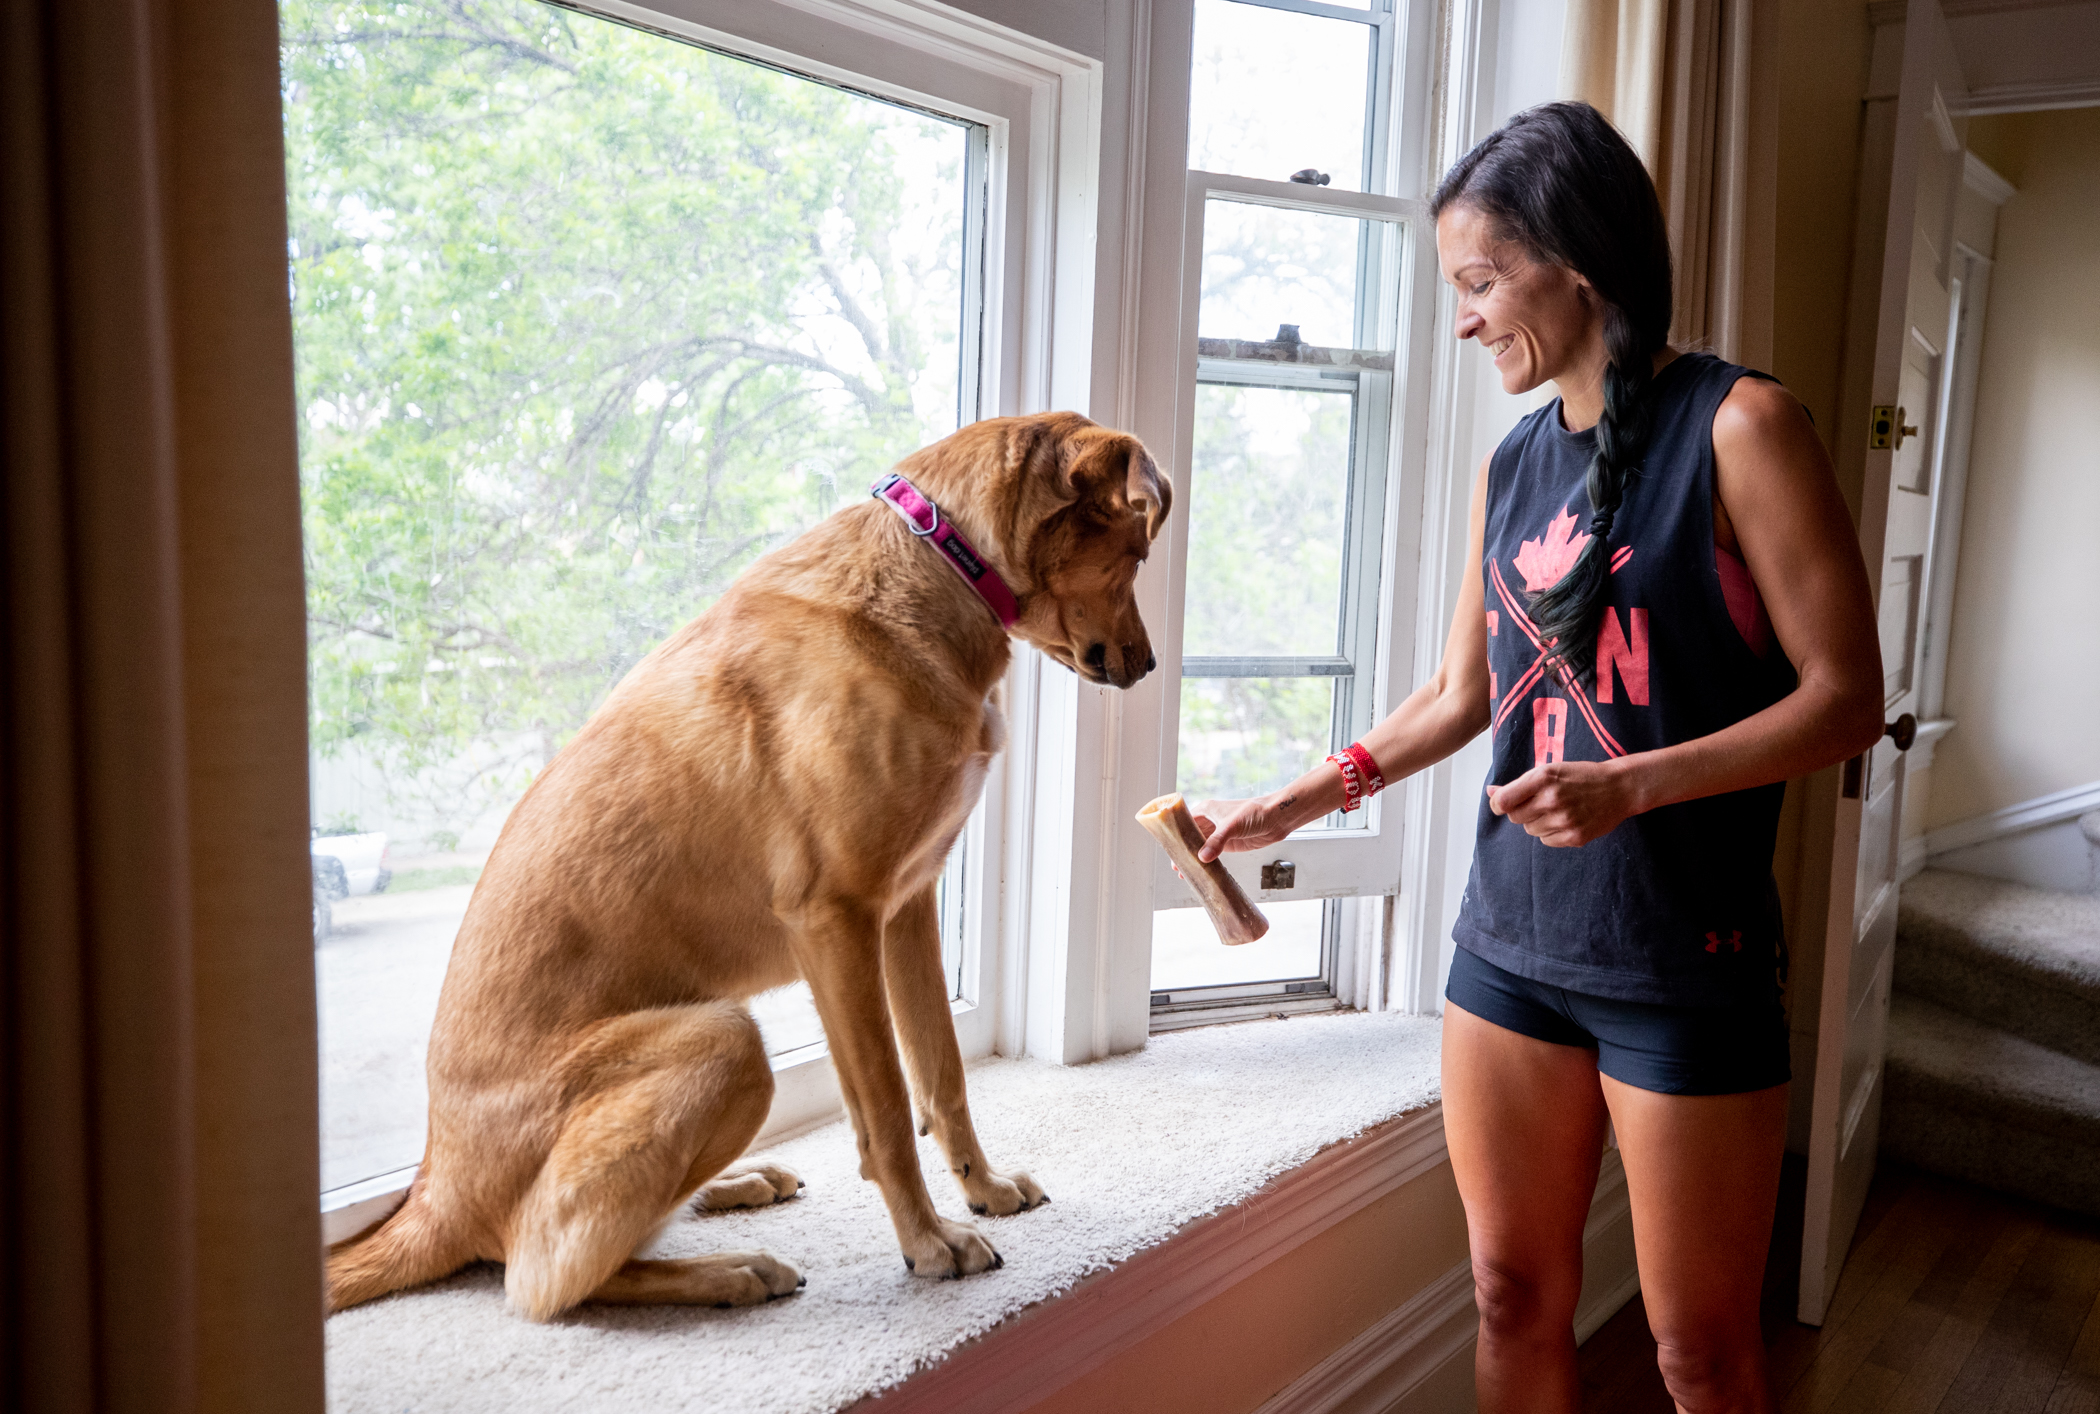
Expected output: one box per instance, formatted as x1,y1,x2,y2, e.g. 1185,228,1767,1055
691,1162,803,1211
884,886,1047,1218
500,1001,802,1321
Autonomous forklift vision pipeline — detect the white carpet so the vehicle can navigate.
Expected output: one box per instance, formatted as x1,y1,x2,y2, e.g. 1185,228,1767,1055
325,1009,1444,1414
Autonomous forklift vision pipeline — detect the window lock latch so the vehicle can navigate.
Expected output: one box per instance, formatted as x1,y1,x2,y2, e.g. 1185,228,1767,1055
1261,860,1297,890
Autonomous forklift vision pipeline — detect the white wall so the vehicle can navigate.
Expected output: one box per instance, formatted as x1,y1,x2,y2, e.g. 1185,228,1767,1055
1924,107,2100,832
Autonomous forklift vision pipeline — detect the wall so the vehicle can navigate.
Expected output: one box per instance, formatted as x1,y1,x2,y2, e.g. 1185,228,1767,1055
1771,0,1874,473
1021,1159,1477,1414
1923,107,2100,828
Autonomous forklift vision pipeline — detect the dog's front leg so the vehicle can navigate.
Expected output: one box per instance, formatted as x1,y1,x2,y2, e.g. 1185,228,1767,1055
792,896,1001,1279
885,886,1047,1217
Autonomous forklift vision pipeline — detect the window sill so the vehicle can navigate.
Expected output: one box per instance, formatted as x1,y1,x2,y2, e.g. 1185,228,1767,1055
324,1010,1446,1413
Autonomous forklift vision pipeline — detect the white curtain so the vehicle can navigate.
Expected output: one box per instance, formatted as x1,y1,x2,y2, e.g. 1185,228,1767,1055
1559,0,1774,365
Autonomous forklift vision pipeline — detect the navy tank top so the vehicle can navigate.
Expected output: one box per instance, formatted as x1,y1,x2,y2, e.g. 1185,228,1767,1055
1451,353,1798,1008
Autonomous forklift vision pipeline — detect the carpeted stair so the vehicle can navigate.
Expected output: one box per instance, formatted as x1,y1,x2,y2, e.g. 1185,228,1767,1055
1882,869,2100,1217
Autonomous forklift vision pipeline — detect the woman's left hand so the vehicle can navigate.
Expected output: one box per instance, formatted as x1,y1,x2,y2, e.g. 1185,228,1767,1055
1487,759,1643,847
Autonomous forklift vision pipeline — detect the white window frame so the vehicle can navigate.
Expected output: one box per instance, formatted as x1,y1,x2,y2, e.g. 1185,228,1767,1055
1122,0,1447,1034
321,0,1125,1238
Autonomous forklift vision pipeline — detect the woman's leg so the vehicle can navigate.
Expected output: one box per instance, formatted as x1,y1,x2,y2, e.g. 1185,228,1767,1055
1444,1001,1611,1414
1601,1077,1788,1414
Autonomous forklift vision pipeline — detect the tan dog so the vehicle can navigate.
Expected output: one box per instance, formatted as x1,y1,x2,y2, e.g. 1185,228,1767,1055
326,412,1170,1320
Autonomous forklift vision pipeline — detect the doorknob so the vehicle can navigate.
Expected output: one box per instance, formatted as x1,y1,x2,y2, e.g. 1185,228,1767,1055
1885,713,1917,751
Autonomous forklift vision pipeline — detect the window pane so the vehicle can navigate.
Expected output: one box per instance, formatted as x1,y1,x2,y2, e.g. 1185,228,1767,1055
1151,898,1325,990
1177,675,1336,804
289,0,981,1192
1183,382,1352,659
1189,0,1373,190
1198,200,1396,357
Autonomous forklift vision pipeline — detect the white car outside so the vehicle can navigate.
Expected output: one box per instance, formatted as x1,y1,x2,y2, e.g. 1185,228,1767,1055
312,831,392,896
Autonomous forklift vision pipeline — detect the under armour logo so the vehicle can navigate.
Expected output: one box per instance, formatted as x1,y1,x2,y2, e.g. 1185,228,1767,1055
1705,930,1743,954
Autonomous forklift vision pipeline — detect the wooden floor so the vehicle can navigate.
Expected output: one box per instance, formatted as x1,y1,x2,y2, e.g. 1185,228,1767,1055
1577,1161,2100,1413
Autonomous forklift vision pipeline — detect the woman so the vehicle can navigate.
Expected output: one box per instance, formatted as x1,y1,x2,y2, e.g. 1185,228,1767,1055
1194,102,1884,1412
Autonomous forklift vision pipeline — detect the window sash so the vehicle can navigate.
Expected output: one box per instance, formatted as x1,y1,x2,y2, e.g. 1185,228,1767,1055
1191,0,1398,196
1151,171,1428,928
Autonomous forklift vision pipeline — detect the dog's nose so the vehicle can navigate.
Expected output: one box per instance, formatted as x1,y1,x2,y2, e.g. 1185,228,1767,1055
1146,653,1157,674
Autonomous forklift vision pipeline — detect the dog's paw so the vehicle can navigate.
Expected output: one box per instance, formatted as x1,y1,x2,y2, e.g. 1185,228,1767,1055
901,1217,1001,1280
692,1164,804,1213
959,1163,1048,1217
709,1249,805,1306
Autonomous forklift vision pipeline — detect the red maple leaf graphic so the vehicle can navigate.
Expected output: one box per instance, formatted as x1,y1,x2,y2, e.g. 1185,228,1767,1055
1512,506,1591,592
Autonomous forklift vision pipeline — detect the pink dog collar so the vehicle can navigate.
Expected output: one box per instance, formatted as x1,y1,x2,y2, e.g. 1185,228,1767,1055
871,472,1020,628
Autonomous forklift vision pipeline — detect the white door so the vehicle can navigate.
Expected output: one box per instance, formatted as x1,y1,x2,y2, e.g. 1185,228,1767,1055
1798,0,1967,1326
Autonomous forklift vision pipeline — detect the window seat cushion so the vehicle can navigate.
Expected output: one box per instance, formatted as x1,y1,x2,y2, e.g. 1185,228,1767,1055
325,1009,1444,1414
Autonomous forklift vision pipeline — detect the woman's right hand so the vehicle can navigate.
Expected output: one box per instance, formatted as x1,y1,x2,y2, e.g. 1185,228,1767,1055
1193,793,1304,863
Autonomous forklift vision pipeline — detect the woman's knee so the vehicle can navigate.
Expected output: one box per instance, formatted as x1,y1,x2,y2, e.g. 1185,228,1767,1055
1653,1331,1767,1411
1470,1256,1581,1344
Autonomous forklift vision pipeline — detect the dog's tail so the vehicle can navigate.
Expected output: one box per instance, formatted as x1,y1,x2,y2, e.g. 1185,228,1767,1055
325,1179,472,1313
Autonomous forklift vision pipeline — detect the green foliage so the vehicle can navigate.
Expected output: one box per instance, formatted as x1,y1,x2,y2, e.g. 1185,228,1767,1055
284,0,967,831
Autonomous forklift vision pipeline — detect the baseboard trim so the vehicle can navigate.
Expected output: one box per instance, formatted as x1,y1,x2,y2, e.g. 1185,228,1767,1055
1256,1147,1640,1414
859,1103,1450,1414
1924,778,2100,858
1255,1259,1476,1414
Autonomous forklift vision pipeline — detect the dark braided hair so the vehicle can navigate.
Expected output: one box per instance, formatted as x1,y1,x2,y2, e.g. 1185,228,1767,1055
1432,101,1672,682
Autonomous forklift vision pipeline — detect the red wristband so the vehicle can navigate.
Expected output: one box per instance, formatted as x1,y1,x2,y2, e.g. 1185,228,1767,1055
1326,752,1364,812
1343,742,1386,798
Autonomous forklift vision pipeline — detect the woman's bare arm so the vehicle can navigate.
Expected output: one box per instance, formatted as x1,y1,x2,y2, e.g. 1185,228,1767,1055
1196,455,1495,860
1489,378,1885,845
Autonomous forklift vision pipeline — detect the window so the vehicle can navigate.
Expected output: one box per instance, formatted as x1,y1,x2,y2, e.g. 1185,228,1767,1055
1150,0,1435,1026
288,0,992,1197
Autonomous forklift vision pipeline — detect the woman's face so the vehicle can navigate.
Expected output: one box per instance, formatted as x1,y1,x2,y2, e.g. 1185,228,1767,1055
1435,203,1600,398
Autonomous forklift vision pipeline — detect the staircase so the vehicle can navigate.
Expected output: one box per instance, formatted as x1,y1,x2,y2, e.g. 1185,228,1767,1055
1882,869,2100,1218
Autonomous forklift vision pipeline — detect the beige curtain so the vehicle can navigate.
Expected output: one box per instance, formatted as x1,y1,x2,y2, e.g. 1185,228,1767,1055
1560,0,1778,367
1,0,326,1410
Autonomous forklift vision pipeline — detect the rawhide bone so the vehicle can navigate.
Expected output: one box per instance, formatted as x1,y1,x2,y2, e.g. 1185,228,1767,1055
1136,792,1269,946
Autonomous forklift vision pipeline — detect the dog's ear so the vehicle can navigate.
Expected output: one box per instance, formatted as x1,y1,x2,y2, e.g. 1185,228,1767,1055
1123,441,1171,543
1064,427,1171,541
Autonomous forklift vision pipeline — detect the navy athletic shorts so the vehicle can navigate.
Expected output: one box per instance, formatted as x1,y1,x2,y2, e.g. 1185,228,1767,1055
1445,945,1790,1096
